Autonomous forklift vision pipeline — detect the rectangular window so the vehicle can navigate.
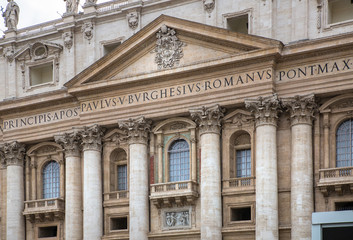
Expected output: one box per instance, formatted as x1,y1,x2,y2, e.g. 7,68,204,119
328,0,353,24
236,149,251,178
118,165,127,191
110,217,128,231
103,42,121,56
323,226,353,240
30,63,53,86
227,14,249,34
335,202,353,211
231,207,251,222
38,226,57,238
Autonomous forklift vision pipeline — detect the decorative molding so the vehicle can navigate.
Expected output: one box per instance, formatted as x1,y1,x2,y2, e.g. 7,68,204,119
170,122,187,130
118,116,152,145
203,0,215,14
190,104,225,135
245,94,281,127
62,31,73,50
127,11,139,30
55,132,81,157
152,24,185,69
84,0,97,7
79,124,105,152
165,210,190,229
332,99,353,109
2,141,26,167
14,41,63,61
3,45,15,62
282,94,317,126
317,0,323,30
81,22,94,41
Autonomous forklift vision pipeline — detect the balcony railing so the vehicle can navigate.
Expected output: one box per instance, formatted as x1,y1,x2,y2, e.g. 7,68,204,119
318,167,353,196
150,180,199,207
223,176,255,188
104,190,129,201
319,167,353,180
24,198,65,214
96,0,130,12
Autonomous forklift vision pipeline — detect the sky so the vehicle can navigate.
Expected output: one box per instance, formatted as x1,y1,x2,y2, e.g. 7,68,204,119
0,0,107,33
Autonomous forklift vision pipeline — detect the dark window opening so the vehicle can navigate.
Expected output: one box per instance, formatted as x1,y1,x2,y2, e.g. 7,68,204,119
227,14,248,34
38,226,57,238
323,226,353,240
231,207,251,221
335,201,353,211
110,217,128,231
328,0,353,24
103,42,121,56
30,63,53,86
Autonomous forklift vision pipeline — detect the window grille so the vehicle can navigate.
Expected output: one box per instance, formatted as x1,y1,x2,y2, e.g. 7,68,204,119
169,139,190,182
42,161,60,199
236,149,251,178
336,119,353,167
118,165,128,191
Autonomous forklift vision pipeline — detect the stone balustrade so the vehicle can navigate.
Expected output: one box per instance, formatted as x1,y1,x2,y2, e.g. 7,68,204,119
150,181,199,208
96,0,131,12
222,177,256,194
318,167,353,196
24,198,65,213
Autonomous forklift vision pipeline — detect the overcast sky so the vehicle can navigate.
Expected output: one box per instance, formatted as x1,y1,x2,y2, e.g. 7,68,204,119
0,0,107,33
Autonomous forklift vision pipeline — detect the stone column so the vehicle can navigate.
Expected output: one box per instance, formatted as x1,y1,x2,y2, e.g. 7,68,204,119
245,94,280,240
80,125,105,240
3,141,26,240
119,116,152,240
55,132,83,240
190,105,225,240
282,94,316,240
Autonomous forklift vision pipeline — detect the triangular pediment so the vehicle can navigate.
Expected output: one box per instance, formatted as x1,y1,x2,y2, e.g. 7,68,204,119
66,15,282,95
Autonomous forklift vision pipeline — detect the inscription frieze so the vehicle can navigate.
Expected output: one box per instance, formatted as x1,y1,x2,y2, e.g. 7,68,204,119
276,57,353,82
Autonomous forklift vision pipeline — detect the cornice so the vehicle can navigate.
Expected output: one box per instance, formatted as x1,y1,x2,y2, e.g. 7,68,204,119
0,89,76,115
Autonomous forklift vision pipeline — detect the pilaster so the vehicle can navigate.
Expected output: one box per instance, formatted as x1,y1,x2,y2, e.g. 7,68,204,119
282,94,316,240
2,141,26,240
245,94,280,240
118,116,152,145
190,104,225,135
56,131,83,240
78,125,104,240
81,124,105,152
190,104,225,240
119,116,151,240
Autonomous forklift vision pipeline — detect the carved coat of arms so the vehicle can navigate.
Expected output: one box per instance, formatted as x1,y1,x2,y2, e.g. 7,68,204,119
153,24,185,69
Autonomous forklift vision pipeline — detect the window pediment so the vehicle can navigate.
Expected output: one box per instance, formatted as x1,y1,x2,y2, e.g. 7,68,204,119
14,41,63,62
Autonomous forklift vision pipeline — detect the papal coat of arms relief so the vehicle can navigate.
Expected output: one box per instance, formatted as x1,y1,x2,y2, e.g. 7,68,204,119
153,24,185,69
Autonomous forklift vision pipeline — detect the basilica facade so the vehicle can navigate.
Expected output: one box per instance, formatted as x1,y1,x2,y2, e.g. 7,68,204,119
1,0,353,240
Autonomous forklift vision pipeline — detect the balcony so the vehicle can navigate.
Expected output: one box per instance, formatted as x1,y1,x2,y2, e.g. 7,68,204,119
222,177,255,195
103,190,129,207
150,180,199,208
318,167,353,196
23,198,65,223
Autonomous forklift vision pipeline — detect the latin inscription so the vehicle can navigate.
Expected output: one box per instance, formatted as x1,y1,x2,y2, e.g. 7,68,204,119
1,107,80,131
81,69,272,113
276,57,353,82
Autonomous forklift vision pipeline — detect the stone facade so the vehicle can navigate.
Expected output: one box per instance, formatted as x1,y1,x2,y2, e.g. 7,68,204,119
1,0,353,239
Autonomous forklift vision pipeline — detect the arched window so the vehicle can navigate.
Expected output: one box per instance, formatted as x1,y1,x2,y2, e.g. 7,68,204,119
168,139,190,182
42,161,60,199
336,119,353,167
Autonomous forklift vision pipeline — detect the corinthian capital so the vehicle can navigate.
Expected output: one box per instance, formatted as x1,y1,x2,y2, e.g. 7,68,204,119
190,104,226,135
118,116,152,145
1,141,26,167
0,147,5,169
245,94,281,127
55,131,81,157
79,124,105,152
282,94,317,126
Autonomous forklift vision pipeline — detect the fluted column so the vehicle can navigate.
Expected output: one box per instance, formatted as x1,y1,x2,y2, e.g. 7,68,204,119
245,94,280,240
282,94,316,240
3,141,26,240
80,125,105,240
119,116,152,240
190,105,225,240
55,132,83,240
